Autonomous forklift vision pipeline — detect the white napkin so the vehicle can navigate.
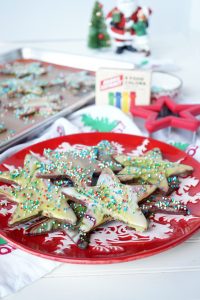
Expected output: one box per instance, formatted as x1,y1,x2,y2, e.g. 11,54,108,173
0,249,60,298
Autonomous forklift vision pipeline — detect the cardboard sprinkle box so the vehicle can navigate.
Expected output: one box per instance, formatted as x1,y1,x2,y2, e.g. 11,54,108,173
96,68,152,112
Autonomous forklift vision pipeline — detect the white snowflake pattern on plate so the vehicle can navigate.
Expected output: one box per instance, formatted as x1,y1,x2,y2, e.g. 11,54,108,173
127,139,149,156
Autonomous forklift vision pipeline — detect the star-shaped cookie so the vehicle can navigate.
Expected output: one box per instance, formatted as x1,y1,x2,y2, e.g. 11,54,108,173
140,195,189,216
0,154,41,187
37,147,102,186
0,78,43,98
65,71,95,93
0,123,7,134
115,148,193,192
0,157,77,226
0,62,46,78
62,168,148,234
129,184,157,202
25,202,89,249
25,216,90,249
94,140,122,171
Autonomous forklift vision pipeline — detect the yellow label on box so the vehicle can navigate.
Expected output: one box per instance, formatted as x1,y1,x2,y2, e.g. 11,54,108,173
96,68,151,112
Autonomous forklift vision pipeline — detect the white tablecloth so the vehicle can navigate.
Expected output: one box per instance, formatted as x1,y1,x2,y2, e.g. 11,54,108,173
0,39,200,300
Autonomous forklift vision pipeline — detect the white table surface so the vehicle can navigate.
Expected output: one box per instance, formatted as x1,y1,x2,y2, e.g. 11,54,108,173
0,35,200,300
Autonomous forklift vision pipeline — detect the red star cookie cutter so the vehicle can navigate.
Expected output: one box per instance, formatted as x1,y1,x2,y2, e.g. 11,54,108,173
180,106,200,126
130,96,200,133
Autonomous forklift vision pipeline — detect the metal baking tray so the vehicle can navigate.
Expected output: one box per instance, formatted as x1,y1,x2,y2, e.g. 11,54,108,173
0,48,103,153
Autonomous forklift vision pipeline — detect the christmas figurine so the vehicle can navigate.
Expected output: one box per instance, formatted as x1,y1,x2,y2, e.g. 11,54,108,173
88,1,111,49
106,0,152,55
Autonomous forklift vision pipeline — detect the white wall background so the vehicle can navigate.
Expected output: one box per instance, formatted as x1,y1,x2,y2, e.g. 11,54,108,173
0,0,199,42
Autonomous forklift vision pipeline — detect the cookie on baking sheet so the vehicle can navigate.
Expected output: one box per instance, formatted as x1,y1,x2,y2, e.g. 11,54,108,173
0,123,7,134
0,62,46,78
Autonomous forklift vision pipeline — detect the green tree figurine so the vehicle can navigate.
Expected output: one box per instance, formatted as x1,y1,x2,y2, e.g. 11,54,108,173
88,1,110,49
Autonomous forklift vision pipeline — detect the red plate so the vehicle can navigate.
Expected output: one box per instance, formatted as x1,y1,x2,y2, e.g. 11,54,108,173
0,133,200,264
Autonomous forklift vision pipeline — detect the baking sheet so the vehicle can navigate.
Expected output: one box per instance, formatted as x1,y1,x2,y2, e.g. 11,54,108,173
0,48,99,153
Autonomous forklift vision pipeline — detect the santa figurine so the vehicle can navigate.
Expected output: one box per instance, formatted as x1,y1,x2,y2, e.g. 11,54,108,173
106,0,152,55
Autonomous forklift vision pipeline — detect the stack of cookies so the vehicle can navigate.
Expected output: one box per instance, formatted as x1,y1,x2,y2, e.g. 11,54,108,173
0,140,193,249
